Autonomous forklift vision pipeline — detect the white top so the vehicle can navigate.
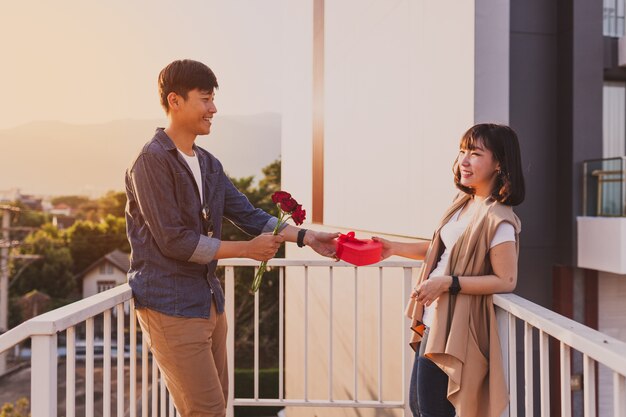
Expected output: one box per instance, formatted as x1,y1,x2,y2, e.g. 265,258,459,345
422,204,516,328
178,149,203,203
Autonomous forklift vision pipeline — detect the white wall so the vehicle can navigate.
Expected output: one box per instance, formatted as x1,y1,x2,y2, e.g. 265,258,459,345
281,0,314,214
598,271,626,417
82,262,127,298
282,1,479,239
577,217,626,274
281,2,510,416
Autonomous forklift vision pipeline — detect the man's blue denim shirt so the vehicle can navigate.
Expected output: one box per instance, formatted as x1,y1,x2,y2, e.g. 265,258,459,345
125,129,280,318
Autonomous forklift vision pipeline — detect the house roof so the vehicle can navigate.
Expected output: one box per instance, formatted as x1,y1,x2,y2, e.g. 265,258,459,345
105,249,131,272
75,249,130,280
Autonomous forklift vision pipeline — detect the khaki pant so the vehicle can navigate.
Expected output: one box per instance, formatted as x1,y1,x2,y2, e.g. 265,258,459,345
136,302,228,417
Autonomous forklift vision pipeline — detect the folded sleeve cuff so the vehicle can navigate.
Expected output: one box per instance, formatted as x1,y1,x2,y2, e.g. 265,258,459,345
188,235,222,264
262,217,287,234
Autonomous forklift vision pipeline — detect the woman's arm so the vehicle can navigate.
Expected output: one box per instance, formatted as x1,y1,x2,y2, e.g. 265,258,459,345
415,241,517,306
372,237,430,261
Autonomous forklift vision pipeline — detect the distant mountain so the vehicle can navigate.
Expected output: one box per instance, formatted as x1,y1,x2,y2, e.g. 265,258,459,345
0,114,281,197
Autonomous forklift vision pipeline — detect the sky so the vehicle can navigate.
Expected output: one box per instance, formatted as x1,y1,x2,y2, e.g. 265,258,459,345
0,1,283,129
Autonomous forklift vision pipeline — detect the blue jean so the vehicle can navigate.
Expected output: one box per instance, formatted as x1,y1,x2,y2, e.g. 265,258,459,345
409,329,456,417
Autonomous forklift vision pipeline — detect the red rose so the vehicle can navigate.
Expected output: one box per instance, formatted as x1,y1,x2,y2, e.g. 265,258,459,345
252,190,308,293
271,191,292,205
280,197,298,213
291,205,306,225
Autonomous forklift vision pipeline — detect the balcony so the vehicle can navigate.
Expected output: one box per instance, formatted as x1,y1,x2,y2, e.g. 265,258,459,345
578,157,626,274
1,259,625,417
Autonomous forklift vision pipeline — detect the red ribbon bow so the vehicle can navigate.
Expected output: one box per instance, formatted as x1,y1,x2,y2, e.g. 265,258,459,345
337,231,368,245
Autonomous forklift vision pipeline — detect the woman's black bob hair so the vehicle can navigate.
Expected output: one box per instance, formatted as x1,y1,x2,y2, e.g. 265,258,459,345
454,123,525,206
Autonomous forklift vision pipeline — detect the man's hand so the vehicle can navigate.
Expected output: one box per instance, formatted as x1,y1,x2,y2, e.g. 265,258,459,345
245,233,285,261
304,230,340,258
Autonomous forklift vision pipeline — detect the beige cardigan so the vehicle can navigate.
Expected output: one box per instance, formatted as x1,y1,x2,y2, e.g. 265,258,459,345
406,193,521,417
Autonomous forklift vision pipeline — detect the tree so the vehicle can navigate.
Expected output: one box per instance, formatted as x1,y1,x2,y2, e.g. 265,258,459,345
13,224,75,300
7,201,50,242
95,190,127,219
219,159,283,369
65,215,129,274
0,398,29,417
258,159,281,205
50,195,90,209
56,191,127,221
75,201,99,221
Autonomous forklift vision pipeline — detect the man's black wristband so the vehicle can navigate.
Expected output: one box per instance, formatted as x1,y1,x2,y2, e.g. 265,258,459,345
297,229,308,248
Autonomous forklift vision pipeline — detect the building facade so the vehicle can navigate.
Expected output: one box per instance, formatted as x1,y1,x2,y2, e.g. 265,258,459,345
281,1,625,416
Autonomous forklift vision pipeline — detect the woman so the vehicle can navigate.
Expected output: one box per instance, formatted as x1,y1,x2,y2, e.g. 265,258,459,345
374,124,525,417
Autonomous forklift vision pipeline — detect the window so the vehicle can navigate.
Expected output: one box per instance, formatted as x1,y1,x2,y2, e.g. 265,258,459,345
97,280,117,293
604,0,625,37
99,262,114,275
603,81,626,158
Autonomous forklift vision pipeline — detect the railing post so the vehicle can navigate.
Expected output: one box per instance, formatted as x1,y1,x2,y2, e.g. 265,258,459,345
621,156,625,217
560,343,572,417
225,266,235,417
31,334,58,417
614,373,626,417
496,305,510,417
403,267,413,417
539,331,550,417
583,354,597,417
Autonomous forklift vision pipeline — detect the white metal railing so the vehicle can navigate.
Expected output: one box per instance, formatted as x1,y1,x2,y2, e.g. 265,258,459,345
494,293,626,417
0,283,178,417
2,260,626,417
222,259,420,416
0,259,420,417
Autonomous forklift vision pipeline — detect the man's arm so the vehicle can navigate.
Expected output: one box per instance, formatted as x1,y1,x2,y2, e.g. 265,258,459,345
222,174,338,258
130,153,283,263
222,175,282,235
214,234,284,261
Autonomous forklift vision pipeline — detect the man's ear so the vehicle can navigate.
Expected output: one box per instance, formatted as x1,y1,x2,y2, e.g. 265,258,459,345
167,92,180,111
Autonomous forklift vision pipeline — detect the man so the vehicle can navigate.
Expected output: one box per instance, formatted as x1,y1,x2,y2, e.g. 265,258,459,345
125,59,337,417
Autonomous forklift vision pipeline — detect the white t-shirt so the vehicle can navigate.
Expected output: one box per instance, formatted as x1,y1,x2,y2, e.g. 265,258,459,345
421,204,516,328
178,149,203,203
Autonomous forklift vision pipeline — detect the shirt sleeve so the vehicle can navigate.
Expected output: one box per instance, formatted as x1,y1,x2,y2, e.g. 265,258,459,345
490,222,516,248
222,173,286,235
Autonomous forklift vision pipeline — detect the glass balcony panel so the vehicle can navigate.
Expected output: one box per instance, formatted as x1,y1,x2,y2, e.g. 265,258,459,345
583,157,626,217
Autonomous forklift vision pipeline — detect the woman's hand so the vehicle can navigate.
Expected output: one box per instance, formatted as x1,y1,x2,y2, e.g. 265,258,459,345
371,236,395,260
414,276,452,307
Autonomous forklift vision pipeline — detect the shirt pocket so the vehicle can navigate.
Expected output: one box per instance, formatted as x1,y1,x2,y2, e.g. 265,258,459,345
174,171,199,205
